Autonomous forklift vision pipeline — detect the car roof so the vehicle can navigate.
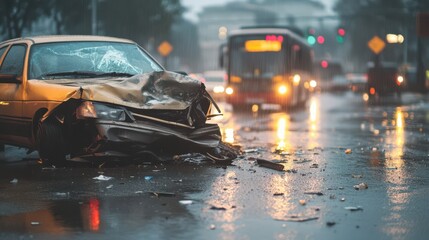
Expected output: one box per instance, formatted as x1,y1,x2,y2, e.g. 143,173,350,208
0,35,135,45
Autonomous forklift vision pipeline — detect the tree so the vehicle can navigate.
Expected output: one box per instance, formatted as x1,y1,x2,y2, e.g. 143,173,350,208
0,0,49,40
98,0,183,47
334,0,407,70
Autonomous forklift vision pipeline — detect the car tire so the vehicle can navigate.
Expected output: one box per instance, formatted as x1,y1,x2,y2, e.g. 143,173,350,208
36,120,67,165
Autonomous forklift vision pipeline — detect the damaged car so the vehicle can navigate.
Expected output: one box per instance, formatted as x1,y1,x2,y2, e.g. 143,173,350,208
0,35,235,164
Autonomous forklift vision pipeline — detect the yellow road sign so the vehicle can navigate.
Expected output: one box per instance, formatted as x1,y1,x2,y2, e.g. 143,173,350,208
368,36,385,54
158,41,173,57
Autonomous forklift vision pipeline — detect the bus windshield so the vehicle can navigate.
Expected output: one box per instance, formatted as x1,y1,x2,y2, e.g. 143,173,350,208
230,35,287,79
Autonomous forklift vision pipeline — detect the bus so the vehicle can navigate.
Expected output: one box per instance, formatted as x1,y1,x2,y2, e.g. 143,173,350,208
219,27,314,110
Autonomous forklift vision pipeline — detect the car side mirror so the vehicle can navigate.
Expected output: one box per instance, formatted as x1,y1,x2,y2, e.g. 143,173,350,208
0,74,21,84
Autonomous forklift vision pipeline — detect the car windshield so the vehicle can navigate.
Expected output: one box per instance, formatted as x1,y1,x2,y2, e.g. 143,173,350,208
28,41,163,79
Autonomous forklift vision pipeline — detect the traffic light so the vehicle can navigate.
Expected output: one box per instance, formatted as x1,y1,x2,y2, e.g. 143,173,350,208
317,36,325,44
307,28,316,45
336,27,346,43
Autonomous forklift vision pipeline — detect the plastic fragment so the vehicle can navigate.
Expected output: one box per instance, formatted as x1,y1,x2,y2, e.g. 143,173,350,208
210,206,227,211
354,182,368,190
106,185,113,189
179,200,193,205
326,221,336,227
93,175,112,181
304,192,324,196
144,176,153,181
10,178,18,184
299,199,306,206
275,216,319,222
151,192,176,197
345,149,352,154
210,224,216,230
31,222,40,226
257,158,284,171
344,206,363,211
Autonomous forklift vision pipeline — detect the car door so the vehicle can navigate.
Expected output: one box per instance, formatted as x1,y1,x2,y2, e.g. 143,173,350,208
0,44,28,146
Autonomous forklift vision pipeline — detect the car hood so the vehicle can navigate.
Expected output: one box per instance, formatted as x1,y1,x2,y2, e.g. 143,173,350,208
35,71,205,110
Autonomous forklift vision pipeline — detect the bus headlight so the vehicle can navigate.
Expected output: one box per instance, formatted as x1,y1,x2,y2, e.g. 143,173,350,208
213,86,225,93
278,85,288,95
225,87,234,95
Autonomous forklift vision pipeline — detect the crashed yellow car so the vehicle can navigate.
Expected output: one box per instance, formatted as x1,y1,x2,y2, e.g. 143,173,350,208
0,36,232,164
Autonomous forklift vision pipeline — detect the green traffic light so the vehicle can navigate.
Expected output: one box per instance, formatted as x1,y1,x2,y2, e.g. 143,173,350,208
307,36,316,45
336,36,344,43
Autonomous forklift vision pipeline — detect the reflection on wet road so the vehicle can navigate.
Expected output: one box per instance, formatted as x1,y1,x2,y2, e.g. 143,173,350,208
1,92,429,239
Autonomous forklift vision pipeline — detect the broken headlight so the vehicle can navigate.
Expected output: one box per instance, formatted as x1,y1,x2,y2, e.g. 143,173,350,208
76,101,129,121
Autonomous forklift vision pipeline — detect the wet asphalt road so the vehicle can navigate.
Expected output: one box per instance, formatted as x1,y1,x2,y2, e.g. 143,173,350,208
1,91,429,240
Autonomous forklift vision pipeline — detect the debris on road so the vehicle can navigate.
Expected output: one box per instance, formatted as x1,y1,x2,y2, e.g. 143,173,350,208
150,192,176,197
256,158,284,171
106,185,113,189
10,178,18,184
345,149,352,154
93,175,112,181
31,221,40,226
179,200,193,205
210,206,227,211
344,206,363,211
299,199,306,205
353,182,368,190
144,176,153,181
340,198,346,202
326,221,336,227
304,192,324,196
275,216,319,222
352,174,363,178
210,224,216,230
273,193,284,196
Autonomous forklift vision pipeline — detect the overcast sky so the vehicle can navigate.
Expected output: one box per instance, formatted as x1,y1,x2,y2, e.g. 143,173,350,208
181,0,336,22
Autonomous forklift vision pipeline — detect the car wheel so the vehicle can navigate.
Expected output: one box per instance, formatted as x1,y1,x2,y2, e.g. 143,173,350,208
36,120,67,164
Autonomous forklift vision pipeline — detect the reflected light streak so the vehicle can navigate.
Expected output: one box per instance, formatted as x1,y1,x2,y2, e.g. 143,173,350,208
89,198,100,231
383,108,410,238
207,171,239,235
308,97,320,149
273,114,292,153
266,175,293,220
224,128,235,144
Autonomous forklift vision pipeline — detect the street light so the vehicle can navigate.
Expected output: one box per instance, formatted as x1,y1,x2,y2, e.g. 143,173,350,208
386,34,405,44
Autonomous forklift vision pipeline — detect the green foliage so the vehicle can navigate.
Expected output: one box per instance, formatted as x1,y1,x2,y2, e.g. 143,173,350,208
334,0,408,70
0,0,50,39
98,0,183,45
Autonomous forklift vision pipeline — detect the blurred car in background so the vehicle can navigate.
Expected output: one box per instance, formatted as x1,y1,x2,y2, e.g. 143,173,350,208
346,73,368,93
367,64,403,98
203,70,226,99
314,60,344,92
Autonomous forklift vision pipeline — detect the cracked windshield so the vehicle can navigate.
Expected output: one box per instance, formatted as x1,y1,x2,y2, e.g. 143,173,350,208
0,0,428,240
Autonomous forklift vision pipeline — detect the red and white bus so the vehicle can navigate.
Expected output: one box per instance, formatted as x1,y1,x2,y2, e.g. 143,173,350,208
220,27,315,110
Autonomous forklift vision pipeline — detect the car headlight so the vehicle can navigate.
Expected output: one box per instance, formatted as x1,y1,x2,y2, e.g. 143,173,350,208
225,87,234,95
76,101,128,121
278,85,287,95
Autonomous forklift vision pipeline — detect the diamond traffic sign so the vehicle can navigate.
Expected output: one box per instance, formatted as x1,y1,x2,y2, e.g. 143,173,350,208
368,36,385,54
157,41,173,57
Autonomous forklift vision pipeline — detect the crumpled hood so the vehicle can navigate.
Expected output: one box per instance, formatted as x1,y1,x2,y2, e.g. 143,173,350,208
44,71,205,110
83,71,204,110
